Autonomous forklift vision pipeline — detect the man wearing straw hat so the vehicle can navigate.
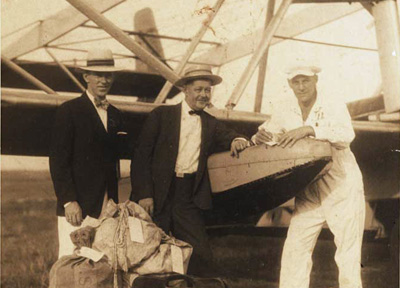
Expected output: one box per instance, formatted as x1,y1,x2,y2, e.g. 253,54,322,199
50,48,124,258
253,65,365,288
130,64,249,276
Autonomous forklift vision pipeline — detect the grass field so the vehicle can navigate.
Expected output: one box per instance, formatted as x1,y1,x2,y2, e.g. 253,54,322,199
1,170,398,288
2,199,57,288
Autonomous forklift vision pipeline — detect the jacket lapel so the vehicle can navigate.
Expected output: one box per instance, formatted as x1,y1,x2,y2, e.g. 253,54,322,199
107,105,119,135
169,103,182,162
194,113,212,192
200,113,211,156
81,93,108,137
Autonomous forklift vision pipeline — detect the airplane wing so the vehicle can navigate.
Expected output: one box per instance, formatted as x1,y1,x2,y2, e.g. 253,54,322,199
2,87,399,208
1,87,267,157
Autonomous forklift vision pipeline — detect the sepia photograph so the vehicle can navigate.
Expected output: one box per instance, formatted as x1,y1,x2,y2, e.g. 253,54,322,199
1,0,399,287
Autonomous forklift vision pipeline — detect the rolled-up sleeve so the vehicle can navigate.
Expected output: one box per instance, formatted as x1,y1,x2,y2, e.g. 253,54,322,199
311,101,355,146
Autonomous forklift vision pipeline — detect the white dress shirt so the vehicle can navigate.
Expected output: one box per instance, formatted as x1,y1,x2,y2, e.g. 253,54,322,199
86,90,108,131
175,100,202,174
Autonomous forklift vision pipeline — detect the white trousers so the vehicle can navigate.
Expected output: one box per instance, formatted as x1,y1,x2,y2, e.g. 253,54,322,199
279,186,365,288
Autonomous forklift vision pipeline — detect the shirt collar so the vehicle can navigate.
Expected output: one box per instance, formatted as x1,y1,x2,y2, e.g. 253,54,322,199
313,93,323,108
87,90,110,110
292,92,323,112
86,90,108,101
181,99,193,115
309,93,323,115
86,90,96,106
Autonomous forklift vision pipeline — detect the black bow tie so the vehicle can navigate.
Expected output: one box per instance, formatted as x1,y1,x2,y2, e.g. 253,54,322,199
189,110,203,116
94,97,109,110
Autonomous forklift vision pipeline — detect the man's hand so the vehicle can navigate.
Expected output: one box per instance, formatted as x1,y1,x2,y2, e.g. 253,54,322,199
254,129,274,145
278,126,315,148
65,201,82,227
231,139,249,158
138,198,154,216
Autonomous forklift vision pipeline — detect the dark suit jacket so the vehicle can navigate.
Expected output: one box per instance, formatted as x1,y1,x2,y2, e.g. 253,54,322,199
49,93,122,218
130,103,242,212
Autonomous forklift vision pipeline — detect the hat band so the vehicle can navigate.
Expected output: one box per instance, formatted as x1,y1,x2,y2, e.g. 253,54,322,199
185,69,213,76
87,59,115,67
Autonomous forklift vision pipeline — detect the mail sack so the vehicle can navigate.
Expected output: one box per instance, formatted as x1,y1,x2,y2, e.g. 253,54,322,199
49,254,113,288
134,233,193,275
91,200,163,271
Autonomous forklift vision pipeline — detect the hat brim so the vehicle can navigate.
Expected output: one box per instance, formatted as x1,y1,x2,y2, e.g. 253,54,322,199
286,66,321,79
79,66,123,72
287,71,315,79
175,74,222,87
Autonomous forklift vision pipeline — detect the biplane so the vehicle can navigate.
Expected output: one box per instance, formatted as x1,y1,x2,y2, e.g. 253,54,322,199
2,0,399,247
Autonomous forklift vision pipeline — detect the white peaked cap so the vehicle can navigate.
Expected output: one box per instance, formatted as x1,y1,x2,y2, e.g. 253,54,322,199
285,65,321,79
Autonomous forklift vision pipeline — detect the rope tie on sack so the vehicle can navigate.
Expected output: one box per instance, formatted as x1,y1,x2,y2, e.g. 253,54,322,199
112,203,129,288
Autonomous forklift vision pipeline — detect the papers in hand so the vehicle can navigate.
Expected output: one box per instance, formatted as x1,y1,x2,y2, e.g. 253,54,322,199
257,126,284,146
265,140,278,146
77,247,105,262
81,216,101,228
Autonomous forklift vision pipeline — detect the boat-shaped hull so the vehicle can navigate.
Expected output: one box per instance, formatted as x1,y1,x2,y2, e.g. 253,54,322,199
206,139,332,225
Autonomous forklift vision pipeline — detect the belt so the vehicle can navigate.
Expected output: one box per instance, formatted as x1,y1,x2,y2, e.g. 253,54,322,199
175,172,197,179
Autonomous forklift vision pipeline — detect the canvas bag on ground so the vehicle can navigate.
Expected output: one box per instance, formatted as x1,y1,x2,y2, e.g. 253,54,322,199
49,255,113,288
134,232,193,275
90,200,163,271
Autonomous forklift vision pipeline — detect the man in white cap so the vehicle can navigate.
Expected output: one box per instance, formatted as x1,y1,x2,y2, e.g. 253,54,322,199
50,48,124,258
130,64,249,276
253,66,365,288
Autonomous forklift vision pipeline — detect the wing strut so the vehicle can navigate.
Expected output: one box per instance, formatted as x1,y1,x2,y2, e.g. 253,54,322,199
194,4,363,66
45,48,85,92
370,1,400,113
2,0,126,60
226,0,293,110
80,24,221,46
254,0,276,113
65,0,179,85
1,56,57,95
154,0,225,104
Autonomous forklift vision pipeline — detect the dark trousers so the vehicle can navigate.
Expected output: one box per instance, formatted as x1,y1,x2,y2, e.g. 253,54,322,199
153,175,214,277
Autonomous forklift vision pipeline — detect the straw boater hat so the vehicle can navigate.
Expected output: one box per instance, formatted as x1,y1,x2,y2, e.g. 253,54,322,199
285,65,321,80
80,48,122,72
175,64,222,87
